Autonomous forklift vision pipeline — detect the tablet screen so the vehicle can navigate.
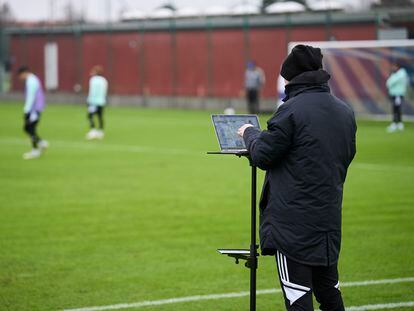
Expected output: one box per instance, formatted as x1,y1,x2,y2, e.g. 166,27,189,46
212,115,260,150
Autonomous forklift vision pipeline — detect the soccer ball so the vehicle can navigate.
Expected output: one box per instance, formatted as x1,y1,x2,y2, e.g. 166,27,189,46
224,107,235,115
73,84,82,93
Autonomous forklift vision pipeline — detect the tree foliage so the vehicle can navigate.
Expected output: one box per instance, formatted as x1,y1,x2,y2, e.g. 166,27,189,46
0,2,14,24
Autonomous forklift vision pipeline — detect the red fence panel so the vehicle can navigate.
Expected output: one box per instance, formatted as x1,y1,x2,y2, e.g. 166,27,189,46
110,32,141,95
10,35,47,91
210,29,245,97
175,30,208,97
143,32,173,96
331,24,376,41
10,35,24,91
8,21,378,98
249,28,287,98
81,33,110,93
54,34,78,92
289,26,328,43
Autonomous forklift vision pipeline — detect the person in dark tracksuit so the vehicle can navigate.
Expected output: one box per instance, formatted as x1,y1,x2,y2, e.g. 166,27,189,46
237,45,356,311
245,61,266,114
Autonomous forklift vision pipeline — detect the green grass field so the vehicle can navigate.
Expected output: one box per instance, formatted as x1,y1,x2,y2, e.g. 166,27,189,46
0,102,413,311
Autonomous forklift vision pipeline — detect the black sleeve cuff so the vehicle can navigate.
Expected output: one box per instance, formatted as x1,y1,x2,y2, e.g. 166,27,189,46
243,126,261,150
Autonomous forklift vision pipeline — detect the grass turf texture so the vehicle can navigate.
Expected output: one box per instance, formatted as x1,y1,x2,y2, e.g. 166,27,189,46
0,102,413,311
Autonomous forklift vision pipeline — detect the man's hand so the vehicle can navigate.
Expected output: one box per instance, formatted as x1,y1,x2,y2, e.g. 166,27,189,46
237,124,254,137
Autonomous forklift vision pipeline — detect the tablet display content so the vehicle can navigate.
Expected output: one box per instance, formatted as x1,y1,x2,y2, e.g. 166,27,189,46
211,115,260,151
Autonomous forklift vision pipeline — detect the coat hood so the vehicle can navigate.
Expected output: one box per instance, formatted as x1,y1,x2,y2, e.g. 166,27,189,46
283,69,331,102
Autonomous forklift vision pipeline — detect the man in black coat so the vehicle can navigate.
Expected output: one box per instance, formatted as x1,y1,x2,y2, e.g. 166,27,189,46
238,45,356,311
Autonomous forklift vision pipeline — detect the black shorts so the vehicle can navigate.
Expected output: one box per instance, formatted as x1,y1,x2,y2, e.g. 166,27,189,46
24,111,41,125
88,105,104,114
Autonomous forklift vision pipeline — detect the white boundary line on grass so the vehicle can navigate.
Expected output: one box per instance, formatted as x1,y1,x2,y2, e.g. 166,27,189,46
351,163,414,173
62,277,414,311
347,301,414,311
0,137,201,156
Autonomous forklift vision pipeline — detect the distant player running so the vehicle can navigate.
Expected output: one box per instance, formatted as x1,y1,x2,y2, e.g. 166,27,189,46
86,65,108,140
18,66,48,160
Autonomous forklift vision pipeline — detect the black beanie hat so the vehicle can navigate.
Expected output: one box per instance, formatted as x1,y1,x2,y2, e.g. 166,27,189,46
280,45,323,81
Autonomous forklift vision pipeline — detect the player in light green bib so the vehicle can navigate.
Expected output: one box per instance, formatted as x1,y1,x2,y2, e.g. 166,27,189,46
386,62,409,133
86,66,108,140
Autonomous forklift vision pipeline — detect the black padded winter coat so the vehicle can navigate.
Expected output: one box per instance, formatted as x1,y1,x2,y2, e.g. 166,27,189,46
243,70,356,266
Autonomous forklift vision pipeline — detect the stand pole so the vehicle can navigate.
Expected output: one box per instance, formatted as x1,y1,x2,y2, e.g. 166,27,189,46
209,151,259,310
250,164,257,311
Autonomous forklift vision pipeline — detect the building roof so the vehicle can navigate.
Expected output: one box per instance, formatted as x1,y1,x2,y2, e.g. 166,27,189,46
5,8,414,35
204,6,231,16
231,3,260,15
175,7,202,18
266,2,306,14
121,9,146,21
308,1,345,11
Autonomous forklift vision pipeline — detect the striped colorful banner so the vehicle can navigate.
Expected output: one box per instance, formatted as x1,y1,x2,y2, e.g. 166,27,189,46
322,46,414,116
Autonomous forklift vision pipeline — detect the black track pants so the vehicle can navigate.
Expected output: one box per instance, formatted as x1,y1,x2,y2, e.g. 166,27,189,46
276,250,345,311
88,105,104,129
390,96,403,123
246,89,260,114
23,112,41,149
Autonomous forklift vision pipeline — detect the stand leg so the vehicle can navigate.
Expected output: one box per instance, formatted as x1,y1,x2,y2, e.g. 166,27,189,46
250,165,257,311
